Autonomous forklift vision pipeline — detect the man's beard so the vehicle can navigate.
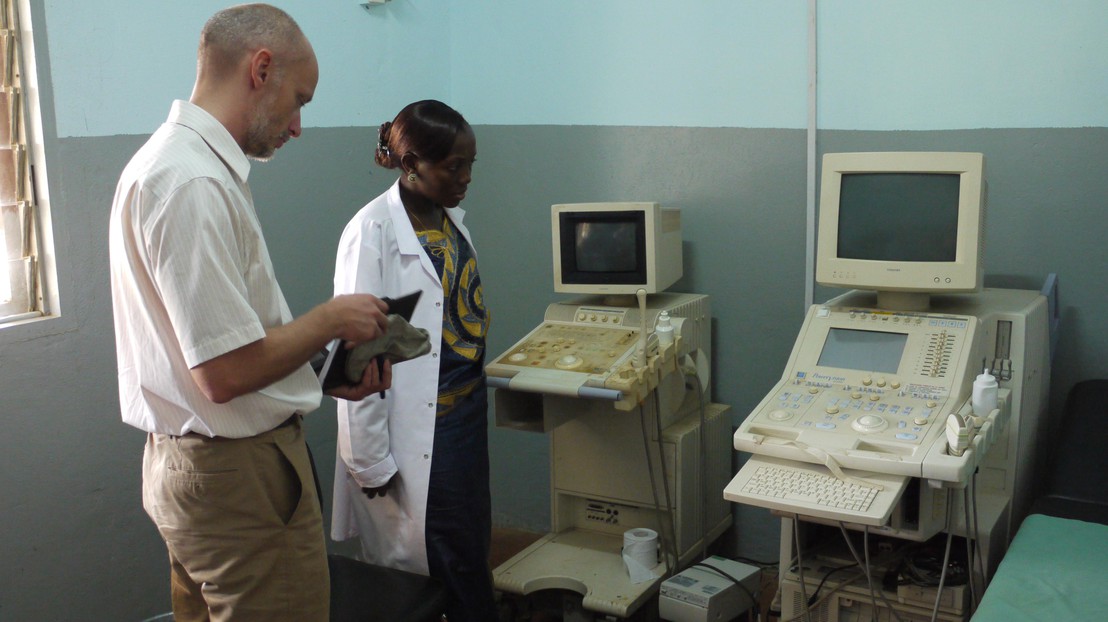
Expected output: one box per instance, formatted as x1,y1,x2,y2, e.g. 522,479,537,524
243,98,283,162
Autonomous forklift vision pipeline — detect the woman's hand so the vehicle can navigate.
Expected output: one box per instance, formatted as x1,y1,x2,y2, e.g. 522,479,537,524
362,474,395,499
326,357,392,401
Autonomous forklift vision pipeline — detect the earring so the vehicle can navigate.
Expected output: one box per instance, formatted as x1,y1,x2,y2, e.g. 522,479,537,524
407,172,417,183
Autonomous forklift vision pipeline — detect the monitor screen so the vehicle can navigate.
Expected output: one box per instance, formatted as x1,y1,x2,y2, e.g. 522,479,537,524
815,152,986,310
552,202,682,296
817,328,907,374
565,213,645,279
837,173,960,263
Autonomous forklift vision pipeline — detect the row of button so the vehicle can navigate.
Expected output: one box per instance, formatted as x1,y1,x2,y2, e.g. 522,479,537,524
575,312,624,324
791,417,924,441
848,311,925,326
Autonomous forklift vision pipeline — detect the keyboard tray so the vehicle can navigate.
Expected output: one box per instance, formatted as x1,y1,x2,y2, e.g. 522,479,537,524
724,455,908,527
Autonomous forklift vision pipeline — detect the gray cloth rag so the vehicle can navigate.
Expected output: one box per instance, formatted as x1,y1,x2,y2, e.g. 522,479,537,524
344,314,432,383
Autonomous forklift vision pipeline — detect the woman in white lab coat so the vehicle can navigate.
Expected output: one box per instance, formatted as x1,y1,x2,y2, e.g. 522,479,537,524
331,100,494,622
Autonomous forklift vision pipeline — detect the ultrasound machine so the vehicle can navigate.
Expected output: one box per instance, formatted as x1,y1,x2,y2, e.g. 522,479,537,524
487,202,733,618
725,152,1055,621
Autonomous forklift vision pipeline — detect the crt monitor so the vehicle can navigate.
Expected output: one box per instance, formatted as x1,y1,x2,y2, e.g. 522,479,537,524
552,202,682,297
815,152,986,311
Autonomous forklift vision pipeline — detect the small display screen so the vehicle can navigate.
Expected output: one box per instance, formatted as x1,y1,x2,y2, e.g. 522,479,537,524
817,328,907,373
574,221,639,273
559,211,647,284
837,173,961,262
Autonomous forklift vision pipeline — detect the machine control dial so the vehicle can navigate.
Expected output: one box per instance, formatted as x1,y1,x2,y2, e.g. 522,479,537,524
768,409,794,421
555,355,583,370
852,414,888,433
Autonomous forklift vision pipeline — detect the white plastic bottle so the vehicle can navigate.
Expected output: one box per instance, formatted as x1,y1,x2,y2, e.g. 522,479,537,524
655,311,675,348
972,367,999,418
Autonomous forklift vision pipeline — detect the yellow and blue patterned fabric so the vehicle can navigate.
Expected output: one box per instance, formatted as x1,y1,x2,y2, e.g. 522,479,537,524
415,217,489,417
416,216,497,620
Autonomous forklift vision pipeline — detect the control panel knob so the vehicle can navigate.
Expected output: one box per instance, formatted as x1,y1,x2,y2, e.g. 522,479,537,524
768,409,793,421
555,354,583,370
508,352,527,363
852,414,888,433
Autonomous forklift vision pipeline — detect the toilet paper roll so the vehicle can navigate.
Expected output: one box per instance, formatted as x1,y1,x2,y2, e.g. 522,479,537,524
622,528,659,584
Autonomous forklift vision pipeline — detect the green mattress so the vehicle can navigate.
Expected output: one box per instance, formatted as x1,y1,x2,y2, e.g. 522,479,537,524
971,513,1108,621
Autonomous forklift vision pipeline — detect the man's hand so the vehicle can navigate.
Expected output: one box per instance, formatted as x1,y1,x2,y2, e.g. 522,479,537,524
361,474,395,499
326,357,392,401
327,294,390,345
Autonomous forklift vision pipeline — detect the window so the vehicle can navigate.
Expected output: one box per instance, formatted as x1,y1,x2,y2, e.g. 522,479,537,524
0,0,41,324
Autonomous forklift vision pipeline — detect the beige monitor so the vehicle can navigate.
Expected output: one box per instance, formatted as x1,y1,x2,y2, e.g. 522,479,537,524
552,202,682,299
816,152,986,311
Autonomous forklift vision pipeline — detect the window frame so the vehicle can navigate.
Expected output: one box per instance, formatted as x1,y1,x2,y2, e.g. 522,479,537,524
0,0,50,327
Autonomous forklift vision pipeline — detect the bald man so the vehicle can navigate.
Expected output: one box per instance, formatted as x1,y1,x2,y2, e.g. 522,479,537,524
109,5,390,620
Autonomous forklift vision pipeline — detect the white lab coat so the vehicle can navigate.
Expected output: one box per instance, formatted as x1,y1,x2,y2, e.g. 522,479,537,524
330,180,477,574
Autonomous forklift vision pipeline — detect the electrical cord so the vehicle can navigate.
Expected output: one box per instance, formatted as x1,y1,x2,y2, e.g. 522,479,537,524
836,522,877,622
837,523,908,620
771,535,851,618
971,469,985,595
781,568,869,622
637,399,672,576
651,388,680,573
685,363,710,563
805,561,857,605
734,556,779,568
863,526,879,621
963,486,977,608
784,537,914,622
792,516,814,622
778,531,913,622
836,523,907,622
897,548,969,588
929,504,956,622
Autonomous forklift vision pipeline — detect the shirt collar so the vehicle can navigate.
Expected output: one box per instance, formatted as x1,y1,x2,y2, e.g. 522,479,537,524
167,99,251,182
386,179,468,225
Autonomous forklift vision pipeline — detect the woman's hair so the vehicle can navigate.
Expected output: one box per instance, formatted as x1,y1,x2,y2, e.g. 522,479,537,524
375,100,470,169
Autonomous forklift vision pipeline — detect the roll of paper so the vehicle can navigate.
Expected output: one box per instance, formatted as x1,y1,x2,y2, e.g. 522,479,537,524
622,528,659,584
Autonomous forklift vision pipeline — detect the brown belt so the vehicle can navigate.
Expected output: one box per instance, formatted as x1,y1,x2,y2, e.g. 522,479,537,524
172,414,300,440
274,413,301,431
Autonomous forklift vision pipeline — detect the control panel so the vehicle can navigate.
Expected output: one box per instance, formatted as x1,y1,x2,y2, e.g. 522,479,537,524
488,321,640,376
735,303,981,478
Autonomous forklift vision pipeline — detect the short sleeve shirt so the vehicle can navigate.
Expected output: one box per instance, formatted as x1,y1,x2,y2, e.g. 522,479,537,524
109,100,321,437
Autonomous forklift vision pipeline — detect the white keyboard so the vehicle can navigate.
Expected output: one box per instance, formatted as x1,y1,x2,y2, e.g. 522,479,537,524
724,455,908,526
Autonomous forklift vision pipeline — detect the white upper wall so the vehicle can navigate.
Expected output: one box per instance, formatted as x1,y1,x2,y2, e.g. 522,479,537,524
447,1,809,127
46,0,1106,137
816,1,1108,130
47,0,452,138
